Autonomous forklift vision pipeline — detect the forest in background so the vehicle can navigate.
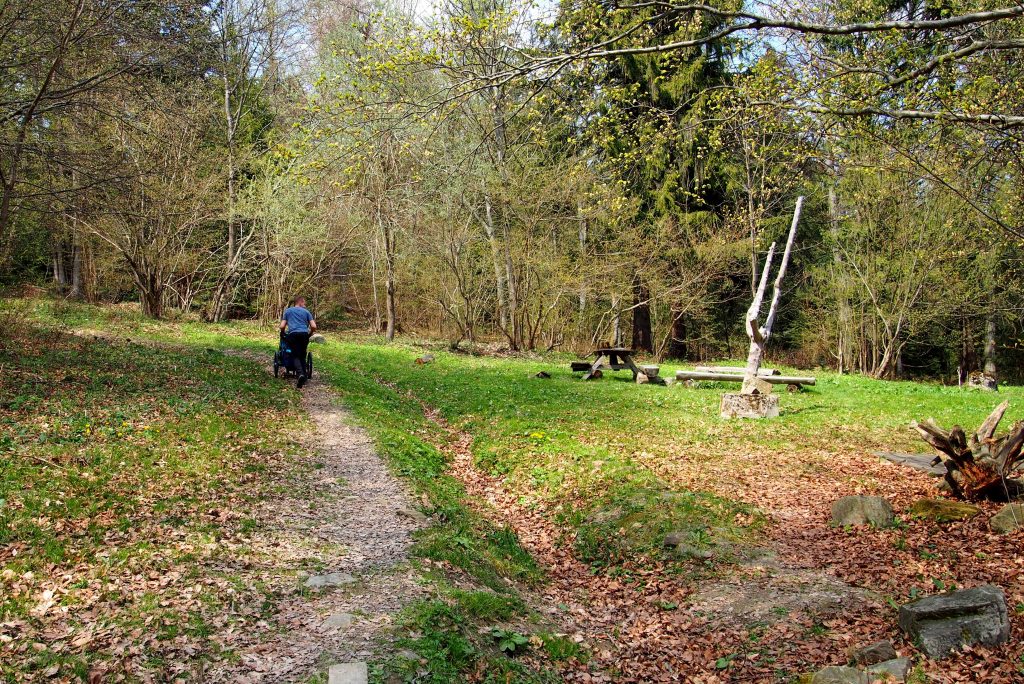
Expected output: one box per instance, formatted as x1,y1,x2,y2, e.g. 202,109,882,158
4,0,1024,381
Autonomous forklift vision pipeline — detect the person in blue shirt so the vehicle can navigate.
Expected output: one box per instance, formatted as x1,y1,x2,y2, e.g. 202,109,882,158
280,296,317,388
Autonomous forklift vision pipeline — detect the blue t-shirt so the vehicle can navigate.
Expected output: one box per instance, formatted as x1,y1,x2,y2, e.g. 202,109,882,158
282,306,313,333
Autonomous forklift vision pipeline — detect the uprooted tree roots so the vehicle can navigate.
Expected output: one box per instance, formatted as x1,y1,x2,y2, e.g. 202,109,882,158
915,400,1024,501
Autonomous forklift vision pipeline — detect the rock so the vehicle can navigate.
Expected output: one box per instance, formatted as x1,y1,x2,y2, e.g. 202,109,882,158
322,612,356,629
908,498,981,523
304,572,356,589
741,376,774,396
663,377,677,387
830,495,894,528
396,506,428,524
867,657,912,682
849,640,897,666
663,531,686,547
967,370,997,391
674,544,713,561
310,333,326,344
787,383,800,393
636,373,649,385
720,392,780,419
989,503,1024,533
898,585,1009,659
328,662,368,684
640,364,660,378
534,371,551,379
415,353,435,365
810,666,869,684
874,452,947,477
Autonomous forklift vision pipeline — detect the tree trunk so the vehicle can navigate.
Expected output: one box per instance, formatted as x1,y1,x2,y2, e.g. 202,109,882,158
70,241,84,299
631,278,653,352
828,187,853,374
744,196,802,384
984,315,997,376
668,306,687,359
53,239,68,291
481,192,509,332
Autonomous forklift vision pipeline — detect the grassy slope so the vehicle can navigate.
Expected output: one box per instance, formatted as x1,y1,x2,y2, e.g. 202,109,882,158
314,339,1024,559
0,300,304,681
6,297,1023,682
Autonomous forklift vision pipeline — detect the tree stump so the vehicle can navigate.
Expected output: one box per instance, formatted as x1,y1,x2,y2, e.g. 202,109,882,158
721,392,779,419
968,370,998,391
914,401,1024,500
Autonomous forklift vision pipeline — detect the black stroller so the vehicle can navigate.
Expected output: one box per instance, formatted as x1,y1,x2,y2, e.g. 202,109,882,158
273,331,313,379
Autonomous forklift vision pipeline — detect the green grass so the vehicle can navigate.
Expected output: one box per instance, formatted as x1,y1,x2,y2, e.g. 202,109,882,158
0,299,304,681
8,296,1022,682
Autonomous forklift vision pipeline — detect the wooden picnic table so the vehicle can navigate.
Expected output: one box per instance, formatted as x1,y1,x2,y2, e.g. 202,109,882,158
571,347,643,381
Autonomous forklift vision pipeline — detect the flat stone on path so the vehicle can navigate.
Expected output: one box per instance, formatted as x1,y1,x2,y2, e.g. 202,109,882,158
830,495,894,527
322,612,356,630
990,503,1024,533
849,639,897,666
328,662,368,684
898,585,1010,658
867,657,912,682
873,452,947,477
305,572,356,589
811,666,869,684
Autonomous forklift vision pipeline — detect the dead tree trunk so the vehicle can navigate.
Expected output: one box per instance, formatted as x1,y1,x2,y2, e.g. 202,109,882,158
742,196,803,392
914,400,1024,501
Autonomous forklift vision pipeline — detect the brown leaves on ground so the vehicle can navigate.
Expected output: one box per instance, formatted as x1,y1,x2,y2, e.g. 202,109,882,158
421,402,1024,683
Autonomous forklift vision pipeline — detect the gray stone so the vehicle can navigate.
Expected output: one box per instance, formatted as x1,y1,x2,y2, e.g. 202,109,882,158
898,585,1009,659
663,531,686,547
849,640,897,666
640,364,660,378
636,372,649,385
866,657,912,682
310,333,326,344
322,612,356,629
415,354,435,365
396,506,428,524
874,452,947,477
810,666,869,684
741,376,774,396
304,572,356,589
830,495,894,528
328,662,368,684
967,370,997,391
674,544,713,561
720,392,779,419
990,503,1024,534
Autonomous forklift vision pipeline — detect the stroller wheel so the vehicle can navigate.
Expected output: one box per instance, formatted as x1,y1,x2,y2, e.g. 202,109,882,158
306,352,314,378
273,352,280,377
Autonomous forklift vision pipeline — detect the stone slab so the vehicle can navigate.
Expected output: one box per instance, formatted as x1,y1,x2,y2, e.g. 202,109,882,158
328,663,368,684
873,452,947,477
898,585,1009,659
305,572,356,589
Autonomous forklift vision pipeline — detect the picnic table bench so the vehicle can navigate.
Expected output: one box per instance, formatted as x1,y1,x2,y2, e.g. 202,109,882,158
571,347,645,381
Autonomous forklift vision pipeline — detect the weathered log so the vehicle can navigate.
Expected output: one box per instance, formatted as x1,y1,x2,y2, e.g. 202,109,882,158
694,366,780,376
676,370,816,386
914,400,1024,501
